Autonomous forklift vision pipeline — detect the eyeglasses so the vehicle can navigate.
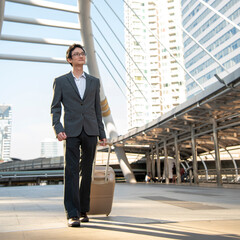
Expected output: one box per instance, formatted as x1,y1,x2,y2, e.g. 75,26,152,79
72,52,86,57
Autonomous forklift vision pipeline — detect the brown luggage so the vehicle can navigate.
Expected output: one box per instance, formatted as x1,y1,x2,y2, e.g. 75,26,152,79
88,144,115,216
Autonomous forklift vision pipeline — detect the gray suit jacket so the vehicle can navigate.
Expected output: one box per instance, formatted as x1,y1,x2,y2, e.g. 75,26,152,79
51,71,106,140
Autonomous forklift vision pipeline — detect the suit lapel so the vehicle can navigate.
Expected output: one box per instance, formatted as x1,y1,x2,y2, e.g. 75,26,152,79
83,72,92,100
66,72,81,99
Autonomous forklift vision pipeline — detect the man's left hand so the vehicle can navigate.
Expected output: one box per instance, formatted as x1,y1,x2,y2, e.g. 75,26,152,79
99,138,107,146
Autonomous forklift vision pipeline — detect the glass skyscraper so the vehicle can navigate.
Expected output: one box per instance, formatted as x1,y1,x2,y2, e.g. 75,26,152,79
0,105,12,162
182,0,240,98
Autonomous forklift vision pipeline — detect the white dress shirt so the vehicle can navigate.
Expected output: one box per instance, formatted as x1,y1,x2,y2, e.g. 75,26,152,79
72,71,86,99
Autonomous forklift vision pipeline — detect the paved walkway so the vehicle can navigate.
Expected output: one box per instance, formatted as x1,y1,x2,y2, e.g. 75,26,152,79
0,183,240,240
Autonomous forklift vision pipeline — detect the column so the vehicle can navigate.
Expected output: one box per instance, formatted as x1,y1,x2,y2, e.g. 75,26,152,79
0,0,5,36
174,134,181,184
164,139,169,184
146,152,151,177
211,118,222,186
156,142,161,181
151,145,155,179
191,125,199,185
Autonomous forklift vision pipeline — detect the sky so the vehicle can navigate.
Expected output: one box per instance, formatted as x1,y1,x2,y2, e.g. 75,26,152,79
0,0,128,160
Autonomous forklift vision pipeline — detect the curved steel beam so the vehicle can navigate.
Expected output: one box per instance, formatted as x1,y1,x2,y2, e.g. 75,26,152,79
225,148,239,183
4,15,80,30
199,155,208,181
1,34,81,46
78,0,136,183
0,0,5,36
6,0,78,13
0,53,67,63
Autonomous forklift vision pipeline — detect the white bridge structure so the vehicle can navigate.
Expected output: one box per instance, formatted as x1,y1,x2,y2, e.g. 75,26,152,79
0,0,136,183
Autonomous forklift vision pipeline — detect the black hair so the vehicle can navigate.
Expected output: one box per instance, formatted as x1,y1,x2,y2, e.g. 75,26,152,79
66,43,86,66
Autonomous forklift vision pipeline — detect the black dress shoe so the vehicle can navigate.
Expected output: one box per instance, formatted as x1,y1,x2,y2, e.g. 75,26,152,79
68,217,80,227
80,212,89,222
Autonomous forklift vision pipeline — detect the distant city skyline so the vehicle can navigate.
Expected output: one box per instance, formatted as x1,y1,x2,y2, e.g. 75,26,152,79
0,105,12,162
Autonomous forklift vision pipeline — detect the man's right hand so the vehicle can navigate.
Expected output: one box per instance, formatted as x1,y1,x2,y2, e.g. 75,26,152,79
57,132,67,141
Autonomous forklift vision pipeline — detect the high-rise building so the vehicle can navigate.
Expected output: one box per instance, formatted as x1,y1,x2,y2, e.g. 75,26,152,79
124,0,186,129
182,0,240,98
0,105,12,162
40,138,60,158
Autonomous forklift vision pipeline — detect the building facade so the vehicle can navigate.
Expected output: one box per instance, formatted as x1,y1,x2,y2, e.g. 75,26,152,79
40,138,60,158
124,0,186,129
0,105,12,162
182,0,240,98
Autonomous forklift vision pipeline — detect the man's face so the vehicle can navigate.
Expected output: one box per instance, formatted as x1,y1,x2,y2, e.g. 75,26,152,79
68,47,86,66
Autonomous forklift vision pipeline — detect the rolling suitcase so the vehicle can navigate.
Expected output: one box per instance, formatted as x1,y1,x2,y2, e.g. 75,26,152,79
88,144,115,216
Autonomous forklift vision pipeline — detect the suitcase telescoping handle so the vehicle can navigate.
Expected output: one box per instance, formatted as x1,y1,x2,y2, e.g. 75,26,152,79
92,142,112,182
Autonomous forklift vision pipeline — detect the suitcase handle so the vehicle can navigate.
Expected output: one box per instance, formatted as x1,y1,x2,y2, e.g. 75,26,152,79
92,143,112,182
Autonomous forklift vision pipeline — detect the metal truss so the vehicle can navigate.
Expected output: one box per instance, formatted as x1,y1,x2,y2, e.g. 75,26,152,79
112,68,240,186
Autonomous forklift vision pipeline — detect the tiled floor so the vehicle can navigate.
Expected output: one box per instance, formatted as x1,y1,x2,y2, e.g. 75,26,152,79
0,183,240,239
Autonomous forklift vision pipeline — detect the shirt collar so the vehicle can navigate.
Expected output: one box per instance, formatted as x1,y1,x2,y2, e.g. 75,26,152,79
71,71,86,80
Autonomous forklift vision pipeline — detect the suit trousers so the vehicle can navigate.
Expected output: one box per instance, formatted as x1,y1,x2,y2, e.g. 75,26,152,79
64,129,97,219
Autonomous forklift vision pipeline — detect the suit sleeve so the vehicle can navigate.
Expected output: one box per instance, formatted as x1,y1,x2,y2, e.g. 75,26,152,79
95,79,106,140
51,78,65,136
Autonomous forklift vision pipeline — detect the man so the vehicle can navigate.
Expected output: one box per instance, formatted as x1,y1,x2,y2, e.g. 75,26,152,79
51,43,106,227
